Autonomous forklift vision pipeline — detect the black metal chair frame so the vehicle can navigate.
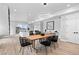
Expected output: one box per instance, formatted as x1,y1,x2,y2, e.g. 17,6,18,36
19,37,32,54
50,35,58,49
39,37,52,55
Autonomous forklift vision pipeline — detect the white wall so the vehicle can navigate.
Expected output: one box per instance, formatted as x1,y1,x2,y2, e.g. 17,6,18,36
29,21,44,32
28,23,34,31
0,5,9,36
33,22,41,31
30,16,61,36
60,12,79,42
10,21,17,35
42,16,61,33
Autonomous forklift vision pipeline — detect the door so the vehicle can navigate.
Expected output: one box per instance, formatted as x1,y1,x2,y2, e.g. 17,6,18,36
75,19,79,43
64,19,76,43
61,12,79,44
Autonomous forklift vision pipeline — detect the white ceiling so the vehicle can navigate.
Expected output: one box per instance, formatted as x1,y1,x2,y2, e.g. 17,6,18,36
1,3,79,23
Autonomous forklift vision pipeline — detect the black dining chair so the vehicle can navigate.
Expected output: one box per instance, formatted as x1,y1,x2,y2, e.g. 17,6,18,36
29,31,34,35
51,35,58,42
50,35,58,49
35,30,41,35
39,36,52,54
19,37,32,54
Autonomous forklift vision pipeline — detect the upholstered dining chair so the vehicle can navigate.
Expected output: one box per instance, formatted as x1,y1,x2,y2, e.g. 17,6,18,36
39,36,52,55
50,35,58,49
29,31,34,35
19,37,32,54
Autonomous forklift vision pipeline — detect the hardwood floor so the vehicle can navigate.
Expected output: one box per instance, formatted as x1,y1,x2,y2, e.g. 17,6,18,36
0,36,79,55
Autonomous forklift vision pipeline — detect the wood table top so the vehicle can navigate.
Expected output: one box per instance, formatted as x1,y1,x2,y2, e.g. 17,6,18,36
26,33,54,40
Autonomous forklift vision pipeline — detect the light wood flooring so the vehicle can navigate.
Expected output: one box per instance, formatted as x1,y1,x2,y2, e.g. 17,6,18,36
0,36,79,55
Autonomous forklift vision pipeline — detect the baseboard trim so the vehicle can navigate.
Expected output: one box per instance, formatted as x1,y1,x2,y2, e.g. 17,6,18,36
60,38,79,45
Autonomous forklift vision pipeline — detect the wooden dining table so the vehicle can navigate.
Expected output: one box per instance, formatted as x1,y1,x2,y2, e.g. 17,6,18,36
26,33,54,49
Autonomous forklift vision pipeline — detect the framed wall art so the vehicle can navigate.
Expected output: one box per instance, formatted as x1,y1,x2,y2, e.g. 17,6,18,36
46,21,54,30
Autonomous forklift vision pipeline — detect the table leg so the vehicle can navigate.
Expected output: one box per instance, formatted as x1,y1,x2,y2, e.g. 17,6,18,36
32,40,36,49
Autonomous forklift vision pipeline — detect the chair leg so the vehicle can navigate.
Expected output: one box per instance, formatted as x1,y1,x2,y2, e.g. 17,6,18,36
19,47,22,53
54,43,56,49
30,45,32,53
19,47,24,55
53,42,59,49
45,46,47,55
51,42,54,47
22,47,24,55
50,46,53,53
56,42,59,48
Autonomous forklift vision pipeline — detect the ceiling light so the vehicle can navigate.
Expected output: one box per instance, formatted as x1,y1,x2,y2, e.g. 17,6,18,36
14,9,16,12
67,4,71,7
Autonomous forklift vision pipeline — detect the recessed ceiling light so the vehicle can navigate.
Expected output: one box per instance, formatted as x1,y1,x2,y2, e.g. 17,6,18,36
14,9,16,12
67,4,71,7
